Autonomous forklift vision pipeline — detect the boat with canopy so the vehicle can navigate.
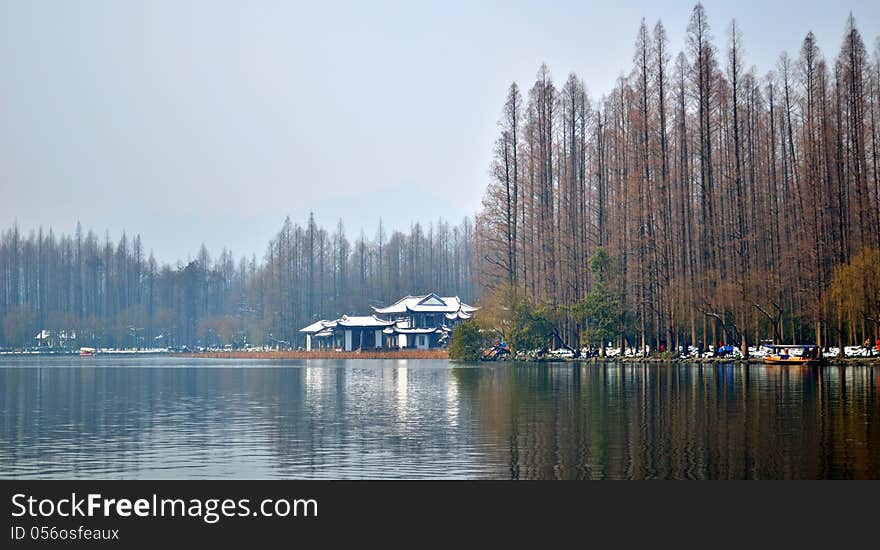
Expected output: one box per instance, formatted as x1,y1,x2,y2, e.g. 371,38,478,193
762,344,824,366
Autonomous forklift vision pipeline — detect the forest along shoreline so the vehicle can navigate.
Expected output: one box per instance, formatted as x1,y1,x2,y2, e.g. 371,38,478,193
2,7,880,364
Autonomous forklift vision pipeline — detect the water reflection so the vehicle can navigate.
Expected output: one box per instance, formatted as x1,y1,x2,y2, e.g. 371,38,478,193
451,363,878,479
0,357,877,479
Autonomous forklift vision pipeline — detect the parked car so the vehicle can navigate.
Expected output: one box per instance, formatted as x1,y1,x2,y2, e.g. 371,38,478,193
548,348,575,359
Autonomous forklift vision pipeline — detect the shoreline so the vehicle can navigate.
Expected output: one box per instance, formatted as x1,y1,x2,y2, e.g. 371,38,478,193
500,356,880,366
173,351,878,366
172,350,450,360
2,349,877,366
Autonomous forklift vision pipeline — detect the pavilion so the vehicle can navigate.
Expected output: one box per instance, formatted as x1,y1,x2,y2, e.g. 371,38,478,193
299,293,477,351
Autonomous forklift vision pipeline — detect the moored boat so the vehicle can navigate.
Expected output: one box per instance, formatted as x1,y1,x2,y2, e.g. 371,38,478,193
762,344,824,366
79,347,96,357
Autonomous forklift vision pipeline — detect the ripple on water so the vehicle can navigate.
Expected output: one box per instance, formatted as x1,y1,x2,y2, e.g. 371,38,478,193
0,358,878,479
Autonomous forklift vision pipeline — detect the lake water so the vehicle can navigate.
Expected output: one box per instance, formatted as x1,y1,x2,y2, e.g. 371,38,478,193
1,357,878,479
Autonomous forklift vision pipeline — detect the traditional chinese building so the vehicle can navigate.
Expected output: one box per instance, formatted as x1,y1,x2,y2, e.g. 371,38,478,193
299,293,477,351
372,293,477,349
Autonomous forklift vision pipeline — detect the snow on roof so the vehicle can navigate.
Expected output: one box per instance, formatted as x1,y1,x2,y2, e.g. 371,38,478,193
445,311,472,320
337,315,394,328
299,320,337,333
371,295,417,314
300,320,327,333
372,293,477,314
391,327,442,334
302,294,478,334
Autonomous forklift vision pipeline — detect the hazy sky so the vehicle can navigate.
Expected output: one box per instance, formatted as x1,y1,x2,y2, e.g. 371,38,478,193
2,0,878,264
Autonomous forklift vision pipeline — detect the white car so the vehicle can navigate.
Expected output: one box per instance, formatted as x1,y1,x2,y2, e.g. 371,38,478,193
749,346,768,358
843,346,871,357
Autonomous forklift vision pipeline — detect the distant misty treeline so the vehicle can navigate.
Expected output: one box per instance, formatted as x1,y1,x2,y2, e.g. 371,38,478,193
0,216,476,348
477,3,880,353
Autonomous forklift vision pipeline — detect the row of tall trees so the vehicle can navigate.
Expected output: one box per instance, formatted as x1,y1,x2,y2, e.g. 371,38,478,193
0,216,476,349
477,3,880,356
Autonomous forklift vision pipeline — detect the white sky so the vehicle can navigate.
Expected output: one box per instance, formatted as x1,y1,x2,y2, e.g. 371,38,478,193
2,0,878,263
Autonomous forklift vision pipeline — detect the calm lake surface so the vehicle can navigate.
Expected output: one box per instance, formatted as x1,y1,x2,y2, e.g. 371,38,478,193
1,357,878,479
